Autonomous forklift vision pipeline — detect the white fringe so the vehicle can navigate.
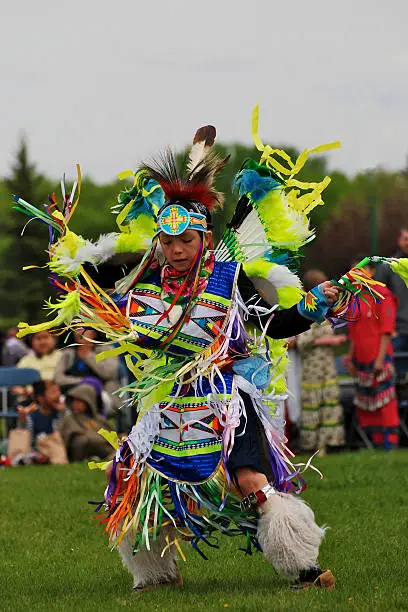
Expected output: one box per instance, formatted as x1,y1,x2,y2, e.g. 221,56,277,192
123,409,161,475
257,494,326,578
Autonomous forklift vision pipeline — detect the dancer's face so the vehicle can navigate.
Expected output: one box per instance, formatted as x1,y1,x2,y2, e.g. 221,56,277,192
159,230,212,272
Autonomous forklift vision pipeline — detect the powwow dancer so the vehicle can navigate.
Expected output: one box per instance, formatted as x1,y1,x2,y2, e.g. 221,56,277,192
14,107,408,592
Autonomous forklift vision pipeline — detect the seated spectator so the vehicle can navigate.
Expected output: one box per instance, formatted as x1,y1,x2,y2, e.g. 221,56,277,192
17,380,65,445
2,327,29,366
54,328,121,412
58,383,114,462
11,381,67,465
17,331,60,380
298,269,346,454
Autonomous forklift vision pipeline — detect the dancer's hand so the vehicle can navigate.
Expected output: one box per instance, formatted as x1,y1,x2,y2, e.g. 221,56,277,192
320,281,340,304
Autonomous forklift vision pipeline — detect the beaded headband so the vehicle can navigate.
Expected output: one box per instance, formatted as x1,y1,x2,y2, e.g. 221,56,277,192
157,204,207,236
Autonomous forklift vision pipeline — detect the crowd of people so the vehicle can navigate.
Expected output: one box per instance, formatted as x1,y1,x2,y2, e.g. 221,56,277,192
0,327,125,466
1,228,407,467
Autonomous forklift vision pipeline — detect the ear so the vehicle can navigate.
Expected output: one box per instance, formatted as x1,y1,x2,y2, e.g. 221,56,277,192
205,231,213,250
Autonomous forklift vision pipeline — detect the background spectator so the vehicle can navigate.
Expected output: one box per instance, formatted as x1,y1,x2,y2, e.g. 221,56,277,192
17,331,60,380
344,258,400,449
2,327,29,366
376,227,408,376
8,380,67,465
17,380,65,446
58,383,114,461
298,269,346,454
54,328,121,413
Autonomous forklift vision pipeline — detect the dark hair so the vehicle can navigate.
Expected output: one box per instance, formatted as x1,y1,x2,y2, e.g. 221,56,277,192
350,254,376,270
33,380,58,399
25,330,57,349
303,269,327,292
33,380,47,398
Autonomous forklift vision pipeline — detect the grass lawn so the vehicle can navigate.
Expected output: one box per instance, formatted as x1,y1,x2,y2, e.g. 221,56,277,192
1,450,408,612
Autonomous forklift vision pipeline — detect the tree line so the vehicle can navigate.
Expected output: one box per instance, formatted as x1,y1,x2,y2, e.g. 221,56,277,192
0,139,407,328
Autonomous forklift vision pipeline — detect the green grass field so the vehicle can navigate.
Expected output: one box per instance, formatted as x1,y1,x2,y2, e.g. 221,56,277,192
1,450,408,612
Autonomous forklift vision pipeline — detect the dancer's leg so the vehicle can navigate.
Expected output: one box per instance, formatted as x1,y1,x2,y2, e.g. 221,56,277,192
235,466,267,496
118,526,182,591
106,463,182,592
235,467,333,588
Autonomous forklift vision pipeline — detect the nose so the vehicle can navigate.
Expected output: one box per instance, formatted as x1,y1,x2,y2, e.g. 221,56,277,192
172,240,183,254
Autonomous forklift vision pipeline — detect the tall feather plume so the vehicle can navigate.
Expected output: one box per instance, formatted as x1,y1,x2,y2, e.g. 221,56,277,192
141,133,228,211
187,125,216,175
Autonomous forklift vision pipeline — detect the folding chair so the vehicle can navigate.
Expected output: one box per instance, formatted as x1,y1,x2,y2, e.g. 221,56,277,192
0,367,41,437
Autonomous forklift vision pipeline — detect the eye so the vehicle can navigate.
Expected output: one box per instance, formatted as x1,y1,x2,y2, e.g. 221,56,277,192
182,238,192,243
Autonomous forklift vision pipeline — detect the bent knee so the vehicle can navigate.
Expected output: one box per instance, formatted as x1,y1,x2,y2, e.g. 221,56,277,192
236,467,268,497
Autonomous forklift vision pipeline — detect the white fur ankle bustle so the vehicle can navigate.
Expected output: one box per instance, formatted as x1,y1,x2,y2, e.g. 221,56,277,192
256,493,326,579
118,526,181,590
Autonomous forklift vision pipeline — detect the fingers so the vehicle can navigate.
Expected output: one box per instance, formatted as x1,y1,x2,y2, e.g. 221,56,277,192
320,281,340,304
324,289,339,304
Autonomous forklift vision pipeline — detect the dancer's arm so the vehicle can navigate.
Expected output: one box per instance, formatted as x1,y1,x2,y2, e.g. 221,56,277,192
238,268,338,339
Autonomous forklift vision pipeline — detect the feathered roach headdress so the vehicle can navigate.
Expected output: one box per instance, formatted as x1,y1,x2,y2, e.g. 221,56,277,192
111,126,228,295
142,126,228,236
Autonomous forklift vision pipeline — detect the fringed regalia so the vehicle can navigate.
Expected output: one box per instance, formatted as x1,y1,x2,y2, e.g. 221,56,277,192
13,107,408,587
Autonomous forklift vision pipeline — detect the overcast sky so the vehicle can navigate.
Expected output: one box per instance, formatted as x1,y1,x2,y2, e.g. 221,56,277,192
1,0,408,183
